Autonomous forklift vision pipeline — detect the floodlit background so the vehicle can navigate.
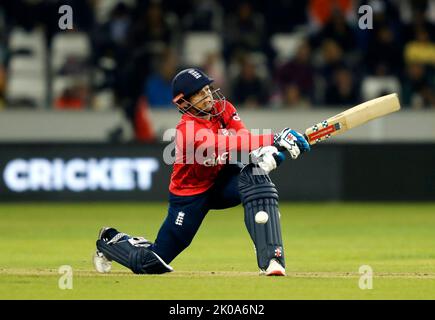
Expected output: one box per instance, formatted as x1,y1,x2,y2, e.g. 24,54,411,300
0,0,434,142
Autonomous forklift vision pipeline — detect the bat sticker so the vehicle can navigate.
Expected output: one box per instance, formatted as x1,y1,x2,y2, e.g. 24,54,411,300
308,122,342,142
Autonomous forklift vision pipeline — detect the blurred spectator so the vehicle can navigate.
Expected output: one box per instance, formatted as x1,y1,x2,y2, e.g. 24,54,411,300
370,0,403,27
92,2,131,106
275,41,314,104
102,2,173,129
402,63,435,109
282,84,311,109
264,1,308,34
404,27,435,66
403,3,435,42
106,3,131,47
231,55,269,107
308,0,353,28
365,24,403,76
59,56,89,76
54,82,89,110
93,3,131,62
313,9,356,52
128,1,172,55
325,67,359,106
1,0,434,115
183,0,223,31
92,0,136,25
318,39,346,82
143,49,178,108
202,52,226,93
223,1,267,63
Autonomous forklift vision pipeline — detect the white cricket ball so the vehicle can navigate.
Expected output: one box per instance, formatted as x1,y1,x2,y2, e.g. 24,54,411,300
255,211,269,224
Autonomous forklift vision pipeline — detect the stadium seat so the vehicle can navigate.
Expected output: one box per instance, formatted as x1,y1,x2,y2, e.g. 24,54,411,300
51,32,91,72
8,27,46,58
6,28,48,108
9,56,45,76
361,76,401,101
6,74,47,107
183,32,222,66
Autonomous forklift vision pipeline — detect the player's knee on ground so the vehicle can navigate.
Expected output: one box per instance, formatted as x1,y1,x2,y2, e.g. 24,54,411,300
96,230,173,274
238,164,285,270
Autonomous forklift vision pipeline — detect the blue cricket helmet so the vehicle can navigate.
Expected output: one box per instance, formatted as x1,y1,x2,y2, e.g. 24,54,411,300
171,68,214,99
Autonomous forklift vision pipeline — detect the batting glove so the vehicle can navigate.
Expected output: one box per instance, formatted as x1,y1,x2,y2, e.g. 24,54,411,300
274,128,310,160
250,146,286,174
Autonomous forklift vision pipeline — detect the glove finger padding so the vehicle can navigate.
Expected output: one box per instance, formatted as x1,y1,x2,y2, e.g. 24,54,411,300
250,146,283,174
258,152,276,174
289,129,311,154
274,128,300,159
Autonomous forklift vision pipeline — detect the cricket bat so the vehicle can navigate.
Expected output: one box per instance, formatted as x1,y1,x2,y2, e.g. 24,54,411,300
304,93,401,145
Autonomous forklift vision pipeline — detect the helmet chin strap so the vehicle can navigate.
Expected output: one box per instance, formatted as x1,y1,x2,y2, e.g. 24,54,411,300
175,88,227,119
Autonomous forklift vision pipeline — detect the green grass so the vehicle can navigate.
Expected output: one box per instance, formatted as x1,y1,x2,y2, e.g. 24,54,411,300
1,202,435,299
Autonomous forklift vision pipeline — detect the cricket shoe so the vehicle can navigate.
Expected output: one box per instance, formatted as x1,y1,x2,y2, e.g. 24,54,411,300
93,227,116,273
260,259,286,276
93,250,112,273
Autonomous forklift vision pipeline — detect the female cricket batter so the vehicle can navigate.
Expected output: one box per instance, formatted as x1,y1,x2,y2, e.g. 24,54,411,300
93,68,310,276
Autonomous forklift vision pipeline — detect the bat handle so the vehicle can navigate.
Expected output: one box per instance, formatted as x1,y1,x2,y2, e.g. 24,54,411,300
303,134,313,146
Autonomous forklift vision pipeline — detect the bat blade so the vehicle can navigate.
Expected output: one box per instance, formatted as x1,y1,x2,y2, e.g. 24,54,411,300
304,93,401,145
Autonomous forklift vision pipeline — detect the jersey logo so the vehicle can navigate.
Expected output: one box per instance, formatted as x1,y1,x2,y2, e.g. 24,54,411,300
283,132,296,144
232,113,241,121
188,69,202,79
175,211,185,226
203,152,229,166
274,247,283,258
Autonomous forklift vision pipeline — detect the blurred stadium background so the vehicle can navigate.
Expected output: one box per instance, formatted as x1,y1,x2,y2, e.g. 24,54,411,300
0,0,434,202
1,0,435,301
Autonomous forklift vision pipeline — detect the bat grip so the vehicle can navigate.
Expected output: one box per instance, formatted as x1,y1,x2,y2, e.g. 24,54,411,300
303,134,312,146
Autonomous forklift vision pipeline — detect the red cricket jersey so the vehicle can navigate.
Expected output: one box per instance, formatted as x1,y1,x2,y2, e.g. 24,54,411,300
169,100,274,196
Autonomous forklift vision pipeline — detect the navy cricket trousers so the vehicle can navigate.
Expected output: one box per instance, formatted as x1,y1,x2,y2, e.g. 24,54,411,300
150,164,242,264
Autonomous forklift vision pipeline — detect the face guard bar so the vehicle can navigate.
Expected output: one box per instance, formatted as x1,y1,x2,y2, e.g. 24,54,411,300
172,87,227,118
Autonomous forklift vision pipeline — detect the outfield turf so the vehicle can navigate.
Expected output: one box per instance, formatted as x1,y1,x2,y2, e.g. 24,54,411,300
0,202,435,300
